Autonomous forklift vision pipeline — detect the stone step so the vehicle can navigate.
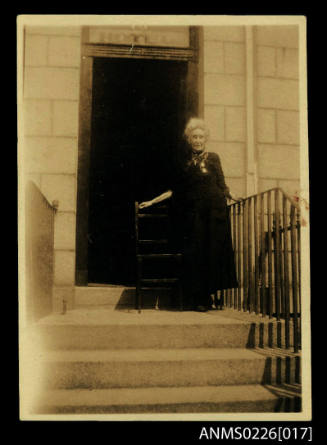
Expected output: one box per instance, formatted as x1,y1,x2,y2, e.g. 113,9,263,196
34,307,296,350
33,384,302,414
34,318,259,351
39,348,300,390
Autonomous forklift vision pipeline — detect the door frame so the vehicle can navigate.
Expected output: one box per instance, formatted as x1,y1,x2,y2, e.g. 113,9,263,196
75,26,202,285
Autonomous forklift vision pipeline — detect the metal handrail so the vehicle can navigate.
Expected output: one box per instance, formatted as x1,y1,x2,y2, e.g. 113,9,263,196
227,188,301,353
230,187,301,211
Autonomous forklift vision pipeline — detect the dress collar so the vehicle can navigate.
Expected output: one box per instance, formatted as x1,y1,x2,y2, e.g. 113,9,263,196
189,150,208,166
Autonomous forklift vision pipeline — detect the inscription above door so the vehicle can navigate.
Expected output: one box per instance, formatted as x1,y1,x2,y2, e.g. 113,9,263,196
88,26,190,47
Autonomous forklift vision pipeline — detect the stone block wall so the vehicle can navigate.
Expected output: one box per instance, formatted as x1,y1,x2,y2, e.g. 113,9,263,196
23,26,82,310
203,25,300,200
255,25,300,196
203,26,247,200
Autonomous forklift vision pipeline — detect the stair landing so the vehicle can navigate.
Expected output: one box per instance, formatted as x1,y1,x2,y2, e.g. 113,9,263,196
37,305,250,326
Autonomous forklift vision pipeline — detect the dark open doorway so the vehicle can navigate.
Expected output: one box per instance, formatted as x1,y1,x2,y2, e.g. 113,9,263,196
87,57,188,285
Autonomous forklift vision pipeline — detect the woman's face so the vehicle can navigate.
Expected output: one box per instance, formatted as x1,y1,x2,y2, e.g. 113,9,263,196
189,128,206,152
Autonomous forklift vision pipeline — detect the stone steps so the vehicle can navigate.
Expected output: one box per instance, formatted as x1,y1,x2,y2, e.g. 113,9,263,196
34,384,301,414
39,348,300,390
29,297,301,415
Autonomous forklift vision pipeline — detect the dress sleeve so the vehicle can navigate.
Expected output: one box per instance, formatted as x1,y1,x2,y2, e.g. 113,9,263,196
210,152,232,199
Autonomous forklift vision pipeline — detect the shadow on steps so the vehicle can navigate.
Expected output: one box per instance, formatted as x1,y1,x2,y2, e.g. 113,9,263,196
263,383,302,412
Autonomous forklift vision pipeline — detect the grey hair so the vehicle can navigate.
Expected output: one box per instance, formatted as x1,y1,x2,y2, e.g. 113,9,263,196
184,117,210,141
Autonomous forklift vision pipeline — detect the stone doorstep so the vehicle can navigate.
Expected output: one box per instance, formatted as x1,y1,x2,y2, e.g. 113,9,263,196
35,306,251,326
36,304,298,327
73,286,300,328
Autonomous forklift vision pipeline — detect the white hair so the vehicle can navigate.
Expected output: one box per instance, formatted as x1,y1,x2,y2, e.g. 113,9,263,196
184,117,210,142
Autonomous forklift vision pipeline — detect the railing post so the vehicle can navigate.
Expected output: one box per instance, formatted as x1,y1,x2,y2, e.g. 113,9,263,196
243,200,248,312
230,204,236,309
232,204,237,309
260,193,266,317
254,195,259,314
283,196,291,349
237,201,242,311
274,189,281,321
297,210,302,348
135,202,141,312
291,206,299,353
267,191,273,318
226,205,232,309
248,197,254,313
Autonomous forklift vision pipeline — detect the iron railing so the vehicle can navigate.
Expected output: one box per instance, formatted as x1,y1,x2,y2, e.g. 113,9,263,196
25,181,57,323
226,188,301,353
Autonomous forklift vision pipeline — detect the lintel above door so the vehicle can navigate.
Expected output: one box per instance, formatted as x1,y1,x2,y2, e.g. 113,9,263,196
81,26,199,62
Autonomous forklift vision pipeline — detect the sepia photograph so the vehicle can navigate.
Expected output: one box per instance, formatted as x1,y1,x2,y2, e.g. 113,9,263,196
17,14,311,422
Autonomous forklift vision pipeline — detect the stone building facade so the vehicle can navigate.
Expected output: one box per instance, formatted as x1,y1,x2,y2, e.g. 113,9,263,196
21,24,302,312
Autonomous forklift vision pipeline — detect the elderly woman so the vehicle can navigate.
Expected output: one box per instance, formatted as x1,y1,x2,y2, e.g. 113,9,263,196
140,118,238,312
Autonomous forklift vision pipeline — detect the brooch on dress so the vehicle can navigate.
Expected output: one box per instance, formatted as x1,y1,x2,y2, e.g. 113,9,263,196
199,159,208,173
189,151,209,173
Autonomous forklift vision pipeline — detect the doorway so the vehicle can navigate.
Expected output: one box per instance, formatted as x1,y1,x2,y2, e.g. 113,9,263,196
87,57,188,285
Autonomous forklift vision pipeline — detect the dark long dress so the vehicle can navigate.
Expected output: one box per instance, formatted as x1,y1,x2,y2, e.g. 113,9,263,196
170,151,238,309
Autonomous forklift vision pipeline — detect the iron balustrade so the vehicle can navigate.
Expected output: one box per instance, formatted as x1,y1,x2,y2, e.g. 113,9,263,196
25,181,57,323
227,188,301,353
